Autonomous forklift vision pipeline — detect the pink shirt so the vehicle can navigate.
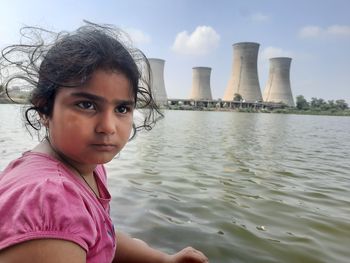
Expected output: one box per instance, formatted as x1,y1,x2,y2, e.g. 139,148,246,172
0,152,116,263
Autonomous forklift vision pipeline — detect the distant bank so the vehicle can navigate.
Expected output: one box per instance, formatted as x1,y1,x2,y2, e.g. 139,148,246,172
1,97,349,117
165,104,350,116
163,98,350,116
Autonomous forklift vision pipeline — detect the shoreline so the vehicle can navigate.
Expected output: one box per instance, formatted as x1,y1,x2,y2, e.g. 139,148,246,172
1,100,349,117
164,105,350,117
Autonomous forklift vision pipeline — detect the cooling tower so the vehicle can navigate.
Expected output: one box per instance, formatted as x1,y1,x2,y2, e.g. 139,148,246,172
223,42,262,102
149,58,168,105
263,57,294,107
189,67,213,100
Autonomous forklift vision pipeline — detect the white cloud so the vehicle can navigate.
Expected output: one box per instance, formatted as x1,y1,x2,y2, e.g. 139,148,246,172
299,25,350,38
260,46,293,61
326,25,350,37
171,26,220,56
124,28,151,45
299,26,322,38
250,12,270,22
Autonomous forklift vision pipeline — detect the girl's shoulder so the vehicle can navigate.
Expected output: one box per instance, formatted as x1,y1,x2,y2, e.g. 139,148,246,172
0,151,99,212
0,151,89,205
0,152,105,252
1,151,63,177
1,151,106,185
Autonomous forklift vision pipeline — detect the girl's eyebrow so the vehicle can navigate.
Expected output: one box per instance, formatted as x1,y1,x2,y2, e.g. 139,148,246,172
70,91,135,106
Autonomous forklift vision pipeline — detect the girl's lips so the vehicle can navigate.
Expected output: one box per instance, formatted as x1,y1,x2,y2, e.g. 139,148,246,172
91,144,118,151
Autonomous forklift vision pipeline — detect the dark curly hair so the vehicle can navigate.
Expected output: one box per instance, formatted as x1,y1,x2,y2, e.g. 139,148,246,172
0,21,163,139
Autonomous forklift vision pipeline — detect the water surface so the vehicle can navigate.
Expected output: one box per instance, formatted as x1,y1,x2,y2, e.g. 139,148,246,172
1,104,350,263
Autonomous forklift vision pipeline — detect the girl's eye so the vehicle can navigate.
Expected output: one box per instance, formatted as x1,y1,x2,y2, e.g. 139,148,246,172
77,101,95,110
116,105,129,114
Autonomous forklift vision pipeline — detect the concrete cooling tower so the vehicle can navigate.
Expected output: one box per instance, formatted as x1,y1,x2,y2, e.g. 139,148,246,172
189,67,213,100
263,57,294,107
223,42,262,102
148,58,168,105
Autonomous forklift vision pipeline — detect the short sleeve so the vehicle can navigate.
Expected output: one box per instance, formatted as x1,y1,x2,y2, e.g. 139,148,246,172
0,178,98,251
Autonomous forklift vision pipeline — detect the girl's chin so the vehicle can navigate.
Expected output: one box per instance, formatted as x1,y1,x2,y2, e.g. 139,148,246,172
94,155,117,164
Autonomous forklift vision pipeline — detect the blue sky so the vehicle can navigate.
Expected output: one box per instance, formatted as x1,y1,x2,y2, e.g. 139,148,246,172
1,0,350,103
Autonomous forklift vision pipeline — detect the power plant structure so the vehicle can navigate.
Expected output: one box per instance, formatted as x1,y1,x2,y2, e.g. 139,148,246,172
148,58,168,105
223,42,262,102
263,57,294,106
148,43,294,110
189,67,213,100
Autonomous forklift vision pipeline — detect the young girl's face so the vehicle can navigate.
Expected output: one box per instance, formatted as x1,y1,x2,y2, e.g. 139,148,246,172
46,69,135,171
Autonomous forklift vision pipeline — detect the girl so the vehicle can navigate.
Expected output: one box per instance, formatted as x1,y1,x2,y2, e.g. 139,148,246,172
0,22,209,263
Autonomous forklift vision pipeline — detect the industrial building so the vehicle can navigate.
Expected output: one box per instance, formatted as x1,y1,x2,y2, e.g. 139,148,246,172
148,42,294,110
189,67,213,100
223,42,262,102
148,58,168,105
263,57,294,107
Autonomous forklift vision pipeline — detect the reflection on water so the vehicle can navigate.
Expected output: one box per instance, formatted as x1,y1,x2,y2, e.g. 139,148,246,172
1,105,350,263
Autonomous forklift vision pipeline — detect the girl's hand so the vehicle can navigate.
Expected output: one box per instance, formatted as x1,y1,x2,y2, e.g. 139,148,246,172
114,232,209,263
167,247,209,263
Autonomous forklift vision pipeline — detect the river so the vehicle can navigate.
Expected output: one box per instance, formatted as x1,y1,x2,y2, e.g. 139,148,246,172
1,104,350,263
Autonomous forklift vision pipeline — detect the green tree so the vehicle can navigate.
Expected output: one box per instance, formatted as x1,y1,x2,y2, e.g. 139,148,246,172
327,100,335,109
335,99,349,110
320,103,331,111
310,97,327,108
296,95,309,110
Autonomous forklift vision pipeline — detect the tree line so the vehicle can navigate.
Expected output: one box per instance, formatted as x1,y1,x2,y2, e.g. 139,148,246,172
296,95,349,111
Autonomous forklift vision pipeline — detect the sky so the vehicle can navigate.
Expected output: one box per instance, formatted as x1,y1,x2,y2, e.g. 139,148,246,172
1,0,350,103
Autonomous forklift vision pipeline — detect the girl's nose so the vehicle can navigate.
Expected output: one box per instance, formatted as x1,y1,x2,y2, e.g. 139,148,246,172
95,111,116,135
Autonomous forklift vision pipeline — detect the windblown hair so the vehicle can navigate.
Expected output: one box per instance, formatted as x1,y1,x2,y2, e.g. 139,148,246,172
0,21,162,139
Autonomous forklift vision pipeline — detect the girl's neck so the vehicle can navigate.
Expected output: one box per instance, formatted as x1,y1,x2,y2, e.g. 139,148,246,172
32,139,96,177
32,139,100,198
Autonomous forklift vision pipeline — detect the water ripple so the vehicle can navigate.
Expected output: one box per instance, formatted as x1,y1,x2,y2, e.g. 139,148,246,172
2,106,350,263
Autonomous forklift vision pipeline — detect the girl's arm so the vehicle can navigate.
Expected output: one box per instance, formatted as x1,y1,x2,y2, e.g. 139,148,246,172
0,239,86,263
113,231,209,263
